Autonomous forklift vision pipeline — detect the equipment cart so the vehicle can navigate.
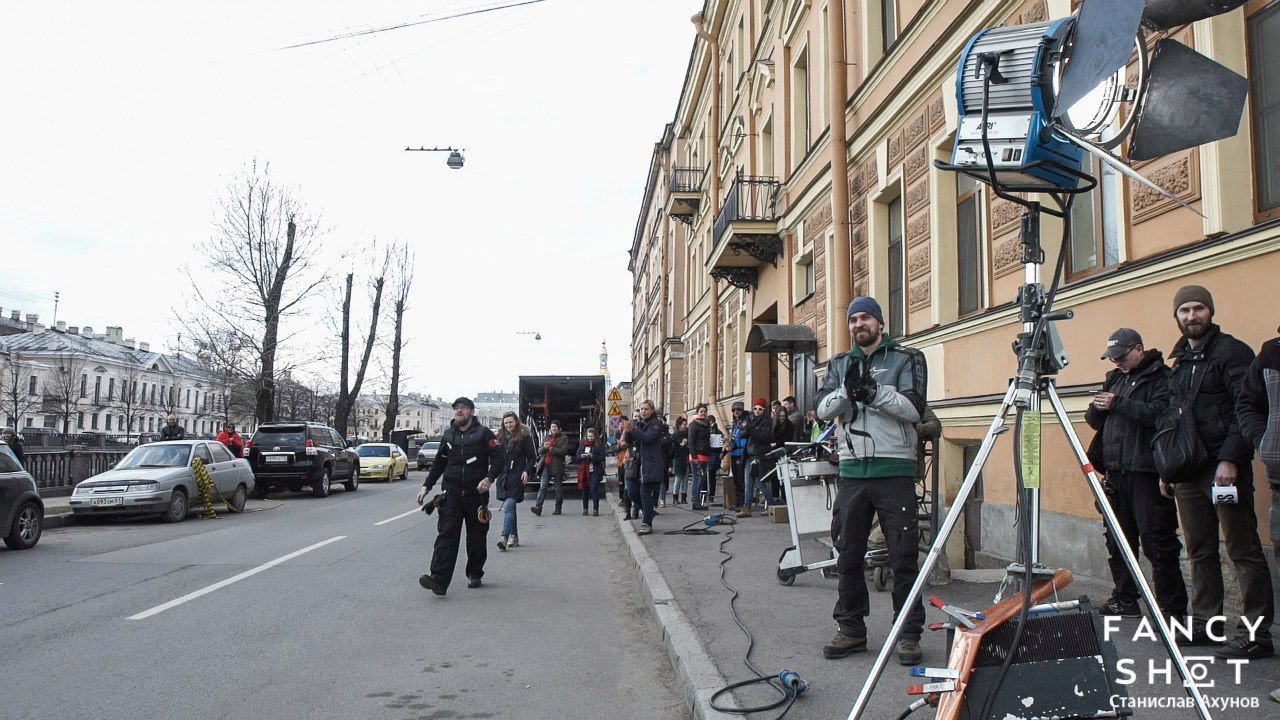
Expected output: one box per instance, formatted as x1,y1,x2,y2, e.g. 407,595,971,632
775,435,841,586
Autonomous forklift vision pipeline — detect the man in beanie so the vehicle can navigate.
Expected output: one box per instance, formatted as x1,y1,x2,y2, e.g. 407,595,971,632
1167,286,1274,657
416,397,503,595
814,296,928,665
1085,328,1186,622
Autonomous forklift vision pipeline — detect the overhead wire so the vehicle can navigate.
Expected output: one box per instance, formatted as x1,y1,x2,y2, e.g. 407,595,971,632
273,0,548,51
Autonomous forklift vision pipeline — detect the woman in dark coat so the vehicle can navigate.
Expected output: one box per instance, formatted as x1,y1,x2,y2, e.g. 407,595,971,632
626,400,668,535
575,427,608,516
495,412,536,550
670,417,689,505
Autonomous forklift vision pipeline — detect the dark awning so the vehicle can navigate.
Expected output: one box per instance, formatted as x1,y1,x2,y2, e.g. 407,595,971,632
745,324,817,355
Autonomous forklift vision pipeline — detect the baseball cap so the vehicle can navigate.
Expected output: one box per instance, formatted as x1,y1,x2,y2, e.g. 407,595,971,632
1100,328,1143,360
452,396,475,410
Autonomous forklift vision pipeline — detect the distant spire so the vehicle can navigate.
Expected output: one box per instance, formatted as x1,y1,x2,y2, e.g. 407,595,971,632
599,339,608,376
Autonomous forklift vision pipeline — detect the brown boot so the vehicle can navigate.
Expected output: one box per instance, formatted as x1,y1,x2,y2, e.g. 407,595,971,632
736,508,752,518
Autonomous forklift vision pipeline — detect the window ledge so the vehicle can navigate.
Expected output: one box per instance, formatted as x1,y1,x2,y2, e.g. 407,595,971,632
793,291,815,307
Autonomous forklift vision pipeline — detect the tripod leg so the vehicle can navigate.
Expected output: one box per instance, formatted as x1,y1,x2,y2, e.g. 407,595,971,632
1044,383,1215,720
846,382,1018,720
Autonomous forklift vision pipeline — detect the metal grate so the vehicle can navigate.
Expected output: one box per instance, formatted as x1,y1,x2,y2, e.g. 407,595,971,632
973,613,1102,667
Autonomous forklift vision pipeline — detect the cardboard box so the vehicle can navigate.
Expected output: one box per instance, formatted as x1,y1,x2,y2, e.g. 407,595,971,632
767,504,788,524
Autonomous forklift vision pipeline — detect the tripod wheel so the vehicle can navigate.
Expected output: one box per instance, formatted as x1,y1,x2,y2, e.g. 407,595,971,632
872,565,890,592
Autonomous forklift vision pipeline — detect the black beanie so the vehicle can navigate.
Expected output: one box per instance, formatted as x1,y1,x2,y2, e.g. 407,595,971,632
1173,285,1214,316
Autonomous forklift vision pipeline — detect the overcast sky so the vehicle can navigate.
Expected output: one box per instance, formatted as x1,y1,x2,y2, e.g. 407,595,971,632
1,0,696,400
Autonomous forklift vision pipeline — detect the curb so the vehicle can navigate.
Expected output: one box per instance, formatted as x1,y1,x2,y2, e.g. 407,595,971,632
610,491,740,720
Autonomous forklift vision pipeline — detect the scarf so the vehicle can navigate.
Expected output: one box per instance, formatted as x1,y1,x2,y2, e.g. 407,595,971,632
577,439,594,489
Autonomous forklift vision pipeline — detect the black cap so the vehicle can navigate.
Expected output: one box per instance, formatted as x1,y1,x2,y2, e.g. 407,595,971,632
1101,328,1143,360
452,396,475,410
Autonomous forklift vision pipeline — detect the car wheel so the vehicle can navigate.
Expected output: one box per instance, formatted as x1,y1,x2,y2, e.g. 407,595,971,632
162,489,188,523
4,501,43,550
229,484,248,513
398,467,408,482
312,469,331,498
344,463,360,492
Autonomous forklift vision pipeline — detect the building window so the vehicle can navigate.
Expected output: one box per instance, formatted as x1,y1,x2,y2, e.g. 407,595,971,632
80,374,88,397
91,413,99,430
28,375,37,395
148,417,155,432
186,388,191,408
94,376,101,404
957,173,984,316
1068,160,1121,279
108,377,115,401
77,412,85,430
791,46,810,165
1249,0,1280,219
882,0,898,53
105,414,112,431
887,195,905,337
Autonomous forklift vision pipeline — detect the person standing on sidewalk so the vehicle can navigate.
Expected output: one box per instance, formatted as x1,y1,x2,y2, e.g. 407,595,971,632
416,397,503,595
707,414,724,505
727,401,748,511
686,404,712,511
783,396,804,442
494,412,536,551
1166,285,1273,658
670,417,689,504
739,398,777,518
1,428,25,468
816,296,928,666
531,421,569,517
1084,328,1187,622
627,400,667,535
576,428,607,516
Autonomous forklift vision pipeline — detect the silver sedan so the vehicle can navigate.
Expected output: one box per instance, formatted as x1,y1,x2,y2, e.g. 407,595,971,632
68,440,255,522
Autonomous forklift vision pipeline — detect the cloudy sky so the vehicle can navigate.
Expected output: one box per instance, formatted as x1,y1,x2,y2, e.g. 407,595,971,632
1,0,697,399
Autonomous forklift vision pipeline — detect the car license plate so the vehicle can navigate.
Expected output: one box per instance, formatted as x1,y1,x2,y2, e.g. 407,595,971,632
265,455,289,464
91,497,123,507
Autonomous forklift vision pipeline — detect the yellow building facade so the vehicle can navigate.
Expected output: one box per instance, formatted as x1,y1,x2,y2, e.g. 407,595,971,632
629,0,1280,575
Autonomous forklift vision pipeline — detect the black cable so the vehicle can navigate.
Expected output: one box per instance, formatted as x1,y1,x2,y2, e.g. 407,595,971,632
275,0,547,50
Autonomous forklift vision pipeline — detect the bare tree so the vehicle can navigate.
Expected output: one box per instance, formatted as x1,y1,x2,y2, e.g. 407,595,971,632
42,353,88,434
332,251,388,436
1,352,41,429
187,159,329,425
381,241,415,441
113,365,146,437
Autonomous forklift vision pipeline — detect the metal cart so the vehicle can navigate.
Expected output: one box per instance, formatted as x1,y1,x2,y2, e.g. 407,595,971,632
775,437,841,586
866,437,940,591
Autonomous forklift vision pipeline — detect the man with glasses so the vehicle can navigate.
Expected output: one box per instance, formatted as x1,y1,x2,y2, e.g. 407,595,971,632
1085,328,1187,622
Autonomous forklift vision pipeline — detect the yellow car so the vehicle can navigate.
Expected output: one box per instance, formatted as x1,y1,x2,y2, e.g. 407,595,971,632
355,443,409,482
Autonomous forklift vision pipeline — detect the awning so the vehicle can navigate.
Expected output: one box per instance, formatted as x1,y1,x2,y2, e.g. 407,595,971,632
744,324,817,355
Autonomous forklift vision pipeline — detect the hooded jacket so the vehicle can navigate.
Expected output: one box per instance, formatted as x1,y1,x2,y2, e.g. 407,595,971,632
1238,335,1280,484
816,335,926,479
422,418,503,495
1167,323,1255,467
1085,349,1170,474
687,416,711,458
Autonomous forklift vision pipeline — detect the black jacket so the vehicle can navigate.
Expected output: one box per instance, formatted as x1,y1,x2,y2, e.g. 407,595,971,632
3,437,24,467
1085,349,1170,474
495,431,537,502
626,416,668,484
1167,324,1256,467
423,419,503,495
772,418,795,453
687,417,711,457
159,424,186,441
1238,335,1280,484
745,414,773,457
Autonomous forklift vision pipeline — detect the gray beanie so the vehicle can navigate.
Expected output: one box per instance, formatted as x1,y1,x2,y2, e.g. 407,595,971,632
1173,285,1214,316
846,296,885,325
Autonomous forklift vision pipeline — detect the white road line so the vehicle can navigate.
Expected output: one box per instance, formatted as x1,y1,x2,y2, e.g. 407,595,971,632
374,508,423,526
128,536,347,620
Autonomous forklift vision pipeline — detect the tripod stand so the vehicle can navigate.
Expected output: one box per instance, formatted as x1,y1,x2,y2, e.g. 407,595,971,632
843,193,1214,719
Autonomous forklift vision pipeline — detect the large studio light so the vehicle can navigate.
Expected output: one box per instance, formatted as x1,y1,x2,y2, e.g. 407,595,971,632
944,0,1249,197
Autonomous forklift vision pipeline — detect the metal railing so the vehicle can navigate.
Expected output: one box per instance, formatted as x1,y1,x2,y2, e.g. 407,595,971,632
25,448,130,494
713,174,781,246
18,431,116,448
668,166,705,194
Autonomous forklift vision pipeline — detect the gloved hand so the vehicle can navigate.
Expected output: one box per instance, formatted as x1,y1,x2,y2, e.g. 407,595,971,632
843,357,864,397
852,374,878,405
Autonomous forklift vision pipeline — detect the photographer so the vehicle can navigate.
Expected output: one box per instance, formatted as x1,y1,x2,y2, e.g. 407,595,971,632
416,397,503,595
815,296,927,666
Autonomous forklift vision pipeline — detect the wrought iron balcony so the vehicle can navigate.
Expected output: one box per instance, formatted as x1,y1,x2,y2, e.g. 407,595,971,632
709,174,782,289
665,166,705,224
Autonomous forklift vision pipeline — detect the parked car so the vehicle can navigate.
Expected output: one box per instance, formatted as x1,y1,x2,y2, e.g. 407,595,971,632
245,422,360,498
416,440,441,471
0,442,42,549
66,440,254,523
355,443,409,482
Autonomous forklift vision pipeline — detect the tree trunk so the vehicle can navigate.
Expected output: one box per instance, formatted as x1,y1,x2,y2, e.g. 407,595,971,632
333,273,354,436
381,298,405,442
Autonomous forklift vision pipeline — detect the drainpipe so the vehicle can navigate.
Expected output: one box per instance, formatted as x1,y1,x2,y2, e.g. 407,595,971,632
659,142,672,415
693,12,721,408
828,1,852,349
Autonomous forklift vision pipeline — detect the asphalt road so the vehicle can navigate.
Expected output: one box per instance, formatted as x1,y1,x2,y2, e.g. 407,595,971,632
2,471,687,720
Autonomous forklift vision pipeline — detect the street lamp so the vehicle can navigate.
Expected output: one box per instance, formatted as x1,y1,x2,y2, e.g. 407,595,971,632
404,145,465,169
517,331,541,341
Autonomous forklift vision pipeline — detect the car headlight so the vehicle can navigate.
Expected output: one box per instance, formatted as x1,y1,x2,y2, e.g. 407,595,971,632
369,464,386,470
74,485,93,496
131,482,160,493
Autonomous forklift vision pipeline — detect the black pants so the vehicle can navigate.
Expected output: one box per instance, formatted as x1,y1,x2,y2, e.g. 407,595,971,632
428,490,490,587
705,459,718,501
730,455,745,508
1099,470,1187,616
831,476,925,640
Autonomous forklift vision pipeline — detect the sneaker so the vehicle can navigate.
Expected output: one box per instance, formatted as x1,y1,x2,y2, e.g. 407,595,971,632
593,509,599,516
823,632,868,659
897,639,923,665
692,504,709,512
1098,597,1141,619
1215,635,1275,659
552,507,562,515
467,576,482,589
531,505,542,517
496,536,507,551
418,574,446,596
1176,627,1222,647
508,536,519,548
659,499,666,508
638,524,653,535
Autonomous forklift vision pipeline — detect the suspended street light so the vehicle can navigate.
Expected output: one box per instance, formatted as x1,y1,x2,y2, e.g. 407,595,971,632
404,145,466,169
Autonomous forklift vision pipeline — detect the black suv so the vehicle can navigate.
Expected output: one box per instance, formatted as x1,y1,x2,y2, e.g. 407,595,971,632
247,422,360,498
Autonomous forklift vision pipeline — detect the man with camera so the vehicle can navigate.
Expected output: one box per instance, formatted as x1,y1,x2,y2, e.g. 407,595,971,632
416,397,503,595
1085,328,1186,622
1166,286,1273,658
816,296,928,665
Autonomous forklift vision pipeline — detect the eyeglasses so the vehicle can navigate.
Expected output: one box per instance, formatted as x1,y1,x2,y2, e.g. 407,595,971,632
752,406,765,411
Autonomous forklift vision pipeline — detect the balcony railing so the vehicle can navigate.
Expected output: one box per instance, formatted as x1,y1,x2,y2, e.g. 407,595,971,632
713,174,781,247
668,166,705,194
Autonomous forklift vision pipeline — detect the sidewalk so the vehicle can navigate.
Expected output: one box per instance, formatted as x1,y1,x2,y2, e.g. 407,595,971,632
604,475,1280,719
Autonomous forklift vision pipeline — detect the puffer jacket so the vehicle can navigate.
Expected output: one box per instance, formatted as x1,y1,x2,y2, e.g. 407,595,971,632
1085,349,1170,474
816,335,926,479
1238,335,1280,484
1168,324,1255,467
687,417,711,457
423,419,503,495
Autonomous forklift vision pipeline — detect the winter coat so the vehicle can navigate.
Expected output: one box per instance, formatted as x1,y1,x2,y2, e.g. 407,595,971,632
671,428,689,474
159,424,186,441
539,431,570,477
495,431,536,502
772,418,795,453
627,416,668,484
687,417,712,458
423,419,503,496
1167,324,1256,468
574,439,607,490
729,417,748,457
216,430,244,458
1238,335,1280,484
815,335,926,479
1084,349,1170,475
744,414,773,457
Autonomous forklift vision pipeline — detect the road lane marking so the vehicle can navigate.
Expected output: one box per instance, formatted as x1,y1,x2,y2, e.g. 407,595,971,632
374,508,422,526
128,535,347,620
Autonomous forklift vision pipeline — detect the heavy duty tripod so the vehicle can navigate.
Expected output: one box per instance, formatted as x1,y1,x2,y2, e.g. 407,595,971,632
843,187,1215,719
